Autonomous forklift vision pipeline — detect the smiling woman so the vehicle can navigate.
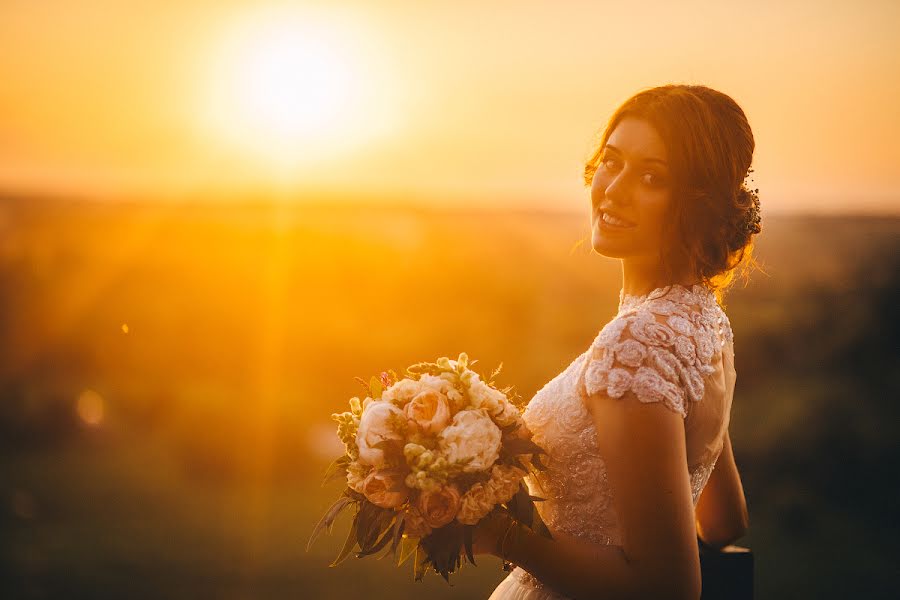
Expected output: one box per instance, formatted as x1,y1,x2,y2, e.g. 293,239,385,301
198,6,400,173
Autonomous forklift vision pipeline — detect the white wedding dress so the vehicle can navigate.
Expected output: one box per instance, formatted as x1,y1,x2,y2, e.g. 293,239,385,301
489,283,737,600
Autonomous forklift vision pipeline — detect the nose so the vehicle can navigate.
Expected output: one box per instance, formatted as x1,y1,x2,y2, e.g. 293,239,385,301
595,169,631,208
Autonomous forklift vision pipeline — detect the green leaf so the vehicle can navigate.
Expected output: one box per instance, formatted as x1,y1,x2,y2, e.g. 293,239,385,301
356,502,395,553
307,496,353,552
355,501,379,550
397,536,417,567
346,488,366,502
414,545,429,582
357,515,397,557
389,513,406,557
504,437,546,456
513,484,534,529
532,508,554,540
463,525,476,566
419,521,464,583
321,455,351,486
330,516,359,567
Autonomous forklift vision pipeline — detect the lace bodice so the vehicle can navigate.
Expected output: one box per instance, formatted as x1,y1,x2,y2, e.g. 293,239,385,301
509,283,737,597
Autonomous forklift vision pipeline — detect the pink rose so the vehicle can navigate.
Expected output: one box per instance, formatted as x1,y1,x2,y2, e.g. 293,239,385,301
404,389,451,435
417,484,461,528
361,468,409,509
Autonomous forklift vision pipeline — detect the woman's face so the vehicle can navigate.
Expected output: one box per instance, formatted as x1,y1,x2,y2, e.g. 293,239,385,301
590,117,673,260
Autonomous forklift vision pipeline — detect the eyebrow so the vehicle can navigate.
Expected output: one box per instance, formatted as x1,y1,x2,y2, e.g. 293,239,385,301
604,144,668,167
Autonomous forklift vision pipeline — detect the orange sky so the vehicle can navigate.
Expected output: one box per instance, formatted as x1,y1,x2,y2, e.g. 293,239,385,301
1,0,899,213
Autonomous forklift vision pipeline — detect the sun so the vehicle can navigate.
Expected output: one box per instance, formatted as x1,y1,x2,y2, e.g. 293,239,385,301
235,29,352,140
201,7,396,174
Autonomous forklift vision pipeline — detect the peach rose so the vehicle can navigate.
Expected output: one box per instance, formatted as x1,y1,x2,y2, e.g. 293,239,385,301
417,484,461,528
361,468,409,509
404,389,451,435
402,505,433,538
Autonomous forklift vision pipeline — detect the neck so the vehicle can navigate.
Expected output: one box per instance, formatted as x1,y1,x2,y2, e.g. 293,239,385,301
621,256,699,297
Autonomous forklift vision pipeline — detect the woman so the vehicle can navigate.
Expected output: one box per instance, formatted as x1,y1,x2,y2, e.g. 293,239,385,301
473,84,758,600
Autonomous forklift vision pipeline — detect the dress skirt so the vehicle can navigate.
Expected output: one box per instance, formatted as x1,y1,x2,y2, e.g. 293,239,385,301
488,568,569,600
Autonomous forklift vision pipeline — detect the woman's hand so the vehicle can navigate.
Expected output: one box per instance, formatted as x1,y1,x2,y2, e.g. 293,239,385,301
471,510,514,556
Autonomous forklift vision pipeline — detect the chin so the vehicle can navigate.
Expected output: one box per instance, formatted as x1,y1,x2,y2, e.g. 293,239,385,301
591,226,630,258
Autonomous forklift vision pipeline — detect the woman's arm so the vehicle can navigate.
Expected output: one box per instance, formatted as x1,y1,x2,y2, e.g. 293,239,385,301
695,430,749,549
477,393,702,600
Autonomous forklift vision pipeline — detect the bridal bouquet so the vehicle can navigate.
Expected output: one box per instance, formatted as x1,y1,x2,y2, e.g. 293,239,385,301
307,353,551,582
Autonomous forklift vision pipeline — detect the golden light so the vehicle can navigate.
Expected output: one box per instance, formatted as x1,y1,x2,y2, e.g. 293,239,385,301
200,6,401,175
76,389,105,427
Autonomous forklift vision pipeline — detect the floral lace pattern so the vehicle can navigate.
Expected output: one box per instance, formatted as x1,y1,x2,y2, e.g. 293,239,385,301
584,283,732,418
508,284,733,597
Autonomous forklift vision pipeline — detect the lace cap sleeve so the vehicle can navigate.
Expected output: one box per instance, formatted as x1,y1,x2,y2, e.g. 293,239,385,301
581,306,714,418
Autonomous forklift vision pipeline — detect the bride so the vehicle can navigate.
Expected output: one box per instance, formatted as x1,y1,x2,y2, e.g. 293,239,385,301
472,84,757,599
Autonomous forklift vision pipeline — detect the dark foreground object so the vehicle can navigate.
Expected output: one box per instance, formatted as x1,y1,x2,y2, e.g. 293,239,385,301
699,539,754,600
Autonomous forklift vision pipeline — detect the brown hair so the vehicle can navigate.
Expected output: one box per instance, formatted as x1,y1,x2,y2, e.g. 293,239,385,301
584,84,763,304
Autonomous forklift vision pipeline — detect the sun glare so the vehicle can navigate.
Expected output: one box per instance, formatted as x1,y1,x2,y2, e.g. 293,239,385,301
201,7,398,175
237,31,351,138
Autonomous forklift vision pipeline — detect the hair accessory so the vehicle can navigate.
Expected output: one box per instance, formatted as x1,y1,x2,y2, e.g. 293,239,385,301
742,168,762,237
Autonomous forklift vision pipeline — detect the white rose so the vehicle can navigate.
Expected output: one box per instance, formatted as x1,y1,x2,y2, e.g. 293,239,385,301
438,409,501,473
466,377,515,422
356,401,406,466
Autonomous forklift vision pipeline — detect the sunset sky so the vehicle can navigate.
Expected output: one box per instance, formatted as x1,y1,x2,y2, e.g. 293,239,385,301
1,0,898,213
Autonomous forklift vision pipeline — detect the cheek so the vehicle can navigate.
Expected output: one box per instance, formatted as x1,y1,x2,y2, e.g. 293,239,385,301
590,172,608,207
640,196,671,236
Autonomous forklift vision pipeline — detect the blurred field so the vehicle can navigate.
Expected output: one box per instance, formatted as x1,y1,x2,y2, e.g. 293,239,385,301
0,196,897,599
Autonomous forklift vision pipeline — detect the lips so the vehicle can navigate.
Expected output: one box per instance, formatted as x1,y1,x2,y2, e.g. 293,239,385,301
597,209,636,229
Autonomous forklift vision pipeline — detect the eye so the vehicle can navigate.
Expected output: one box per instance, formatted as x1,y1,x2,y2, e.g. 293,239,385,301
600,154,620,171
641,172,667,187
